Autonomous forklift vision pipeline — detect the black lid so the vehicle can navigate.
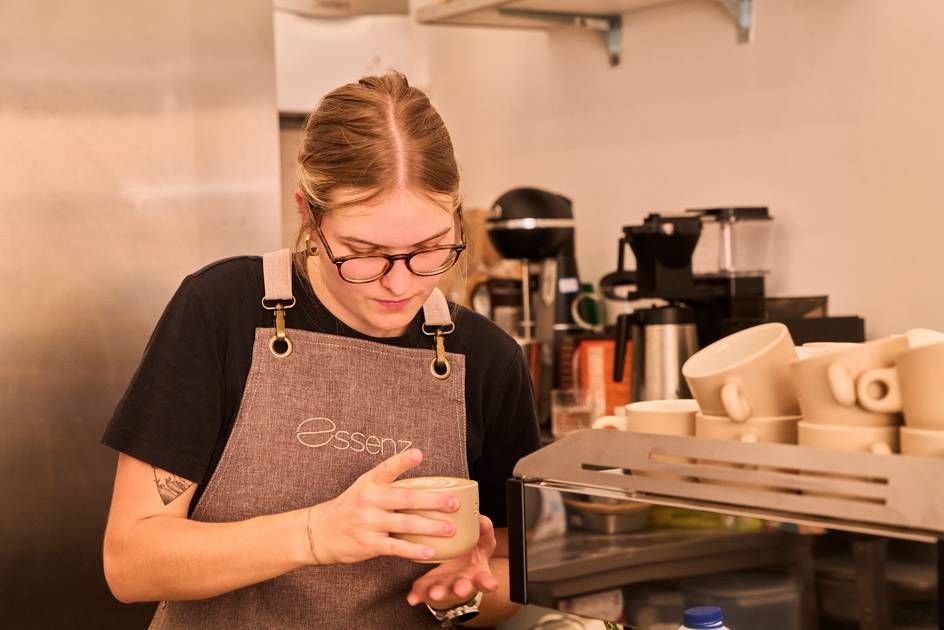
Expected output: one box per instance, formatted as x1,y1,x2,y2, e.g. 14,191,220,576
687,206,771,221
489,187,573,222
638,305,696,326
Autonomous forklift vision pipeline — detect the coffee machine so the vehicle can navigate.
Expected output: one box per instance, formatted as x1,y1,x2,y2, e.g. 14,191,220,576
609,207,865,401
486,187,581,426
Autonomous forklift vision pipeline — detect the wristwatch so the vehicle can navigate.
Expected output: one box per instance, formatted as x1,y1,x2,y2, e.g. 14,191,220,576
425,591,483,627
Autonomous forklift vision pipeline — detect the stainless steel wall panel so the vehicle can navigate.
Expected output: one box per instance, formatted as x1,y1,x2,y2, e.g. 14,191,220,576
0,1,281,625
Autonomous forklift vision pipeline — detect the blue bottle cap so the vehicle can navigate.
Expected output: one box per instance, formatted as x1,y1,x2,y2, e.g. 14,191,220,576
683,606,724,628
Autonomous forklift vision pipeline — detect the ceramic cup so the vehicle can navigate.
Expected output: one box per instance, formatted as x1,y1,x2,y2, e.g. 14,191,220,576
797,421,899,454
857,341,944,429
905,328,944,348
624,399,699,435
901,427,944,457
695,412,800,445
623,399,699,480
790,340,903,427
682,323,799,423
391,477,479,563
592,415,627,431
802,342,862,351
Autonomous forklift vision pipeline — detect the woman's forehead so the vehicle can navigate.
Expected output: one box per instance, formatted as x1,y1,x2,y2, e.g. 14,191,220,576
325,187,455,245
329,187,453,221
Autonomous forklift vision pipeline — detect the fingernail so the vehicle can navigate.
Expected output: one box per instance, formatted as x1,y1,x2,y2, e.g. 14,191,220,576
447,497,459,511
445,524,456,536
423,547,434,559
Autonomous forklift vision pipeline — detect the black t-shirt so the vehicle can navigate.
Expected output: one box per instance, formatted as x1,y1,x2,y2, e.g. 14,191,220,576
102,256,540,527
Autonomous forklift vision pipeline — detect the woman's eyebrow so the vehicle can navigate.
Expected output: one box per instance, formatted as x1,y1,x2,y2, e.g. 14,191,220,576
339,226,452,248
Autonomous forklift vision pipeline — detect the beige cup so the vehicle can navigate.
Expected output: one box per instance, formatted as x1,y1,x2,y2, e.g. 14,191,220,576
901,427,944,457
695,412,800,445
391,477,479,563
797,421,899,454
623,399,699,480
905,328,944,348
624,399,699,435
683,323,799,423
592,415,627,431
857,342,944,429
790,341,903,427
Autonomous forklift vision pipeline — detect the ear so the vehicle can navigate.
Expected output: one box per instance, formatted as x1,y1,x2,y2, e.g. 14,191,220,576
294,189,310,227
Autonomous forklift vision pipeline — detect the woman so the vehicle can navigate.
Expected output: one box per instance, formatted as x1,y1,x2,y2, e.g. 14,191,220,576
101,72,540,628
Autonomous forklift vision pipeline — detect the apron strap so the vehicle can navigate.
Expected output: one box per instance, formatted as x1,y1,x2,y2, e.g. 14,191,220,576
421,288,452,328
262,249,294,301
421,288,455,381
261,249,296,359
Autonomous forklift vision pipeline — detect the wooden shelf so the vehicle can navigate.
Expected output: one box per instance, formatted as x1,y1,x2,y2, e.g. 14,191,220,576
416,0,753,65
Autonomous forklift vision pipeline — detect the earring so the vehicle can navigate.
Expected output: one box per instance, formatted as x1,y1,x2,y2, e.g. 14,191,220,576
305,235,319,257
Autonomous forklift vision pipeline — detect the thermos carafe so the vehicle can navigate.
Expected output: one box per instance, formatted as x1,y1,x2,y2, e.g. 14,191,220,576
614,306,699,401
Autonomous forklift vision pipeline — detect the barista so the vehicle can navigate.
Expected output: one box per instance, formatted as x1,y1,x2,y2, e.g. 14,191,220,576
100,72,540,628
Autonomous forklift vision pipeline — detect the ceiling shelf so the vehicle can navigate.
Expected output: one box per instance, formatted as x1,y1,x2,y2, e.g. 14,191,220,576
416,0,753,66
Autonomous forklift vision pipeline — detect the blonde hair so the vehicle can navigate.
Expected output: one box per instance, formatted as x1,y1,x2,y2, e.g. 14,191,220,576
293,72,467,300
295,71,461,236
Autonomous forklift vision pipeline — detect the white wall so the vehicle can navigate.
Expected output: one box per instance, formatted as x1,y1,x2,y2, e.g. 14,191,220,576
418,0,944,339
275,0,944,338
275,9,428,112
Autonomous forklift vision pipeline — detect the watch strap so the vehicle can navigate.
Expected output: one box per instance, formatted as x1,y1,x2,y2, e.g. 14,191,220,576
426,591,483,627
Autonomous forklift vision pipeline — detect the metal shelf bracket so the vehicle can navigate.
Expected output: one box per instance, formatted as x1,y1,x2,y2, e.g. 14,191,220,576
498,8,623,66
718,0,753,43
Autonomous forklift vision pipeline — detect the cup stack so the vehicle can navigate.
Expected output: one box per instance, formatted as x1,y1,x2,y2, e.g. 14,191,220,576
790,337,906,456
682,323,802,447
852,333,944,458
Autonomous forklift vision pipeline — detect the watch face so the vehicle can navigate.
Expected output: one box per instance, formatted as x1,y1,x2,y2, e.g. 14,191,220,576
453,610,480,624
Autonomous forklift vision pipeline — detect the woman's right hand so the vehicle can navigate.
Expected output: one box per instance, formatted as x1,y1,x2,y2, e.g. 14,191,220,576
306,448,459,565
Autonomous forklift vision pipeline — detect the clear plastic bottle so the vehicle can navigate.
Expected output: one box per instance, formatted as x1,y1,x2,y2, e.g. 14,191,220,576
678,606,730,630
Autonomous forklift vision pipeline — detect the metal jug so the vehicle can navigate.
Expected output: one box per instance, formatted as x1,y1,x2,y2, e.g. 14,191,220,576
613,306,699,402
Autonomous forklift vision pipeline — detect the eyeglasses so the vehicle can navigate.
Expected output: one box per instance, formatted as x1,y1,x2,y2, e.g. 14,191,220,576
312,215,466,284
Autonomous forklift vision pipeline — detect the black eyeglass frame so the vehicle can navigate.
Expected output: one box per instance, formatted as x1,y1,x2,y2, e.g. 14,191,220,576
310,205,467,284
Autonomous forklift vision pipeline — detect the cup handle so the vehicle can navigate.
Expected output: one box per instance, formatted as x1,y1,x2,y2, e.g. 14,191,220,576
570,293,602,332
721,379,752,423
856,367,903,413
826,359,857,407
869,441,893,456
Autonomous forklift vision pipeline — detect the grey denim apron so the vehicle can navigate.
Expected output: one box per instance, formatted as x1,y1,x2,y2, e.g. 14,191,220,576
150,250,468,629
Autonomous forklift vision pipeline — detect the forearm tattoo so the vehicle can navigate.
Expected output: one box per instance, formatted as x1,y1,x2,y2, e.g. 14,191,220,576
153,467,194,505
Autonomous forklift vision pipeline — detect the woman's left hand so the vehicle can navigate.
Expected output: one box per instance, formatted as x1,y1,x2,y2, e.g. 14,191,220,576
406,515,499,610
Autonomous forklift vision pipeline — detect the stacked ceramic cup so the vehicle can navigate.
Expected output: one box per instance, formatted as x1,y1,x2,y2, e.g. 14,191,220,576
853,334,944,458
682,323,802,449
790,337,906,456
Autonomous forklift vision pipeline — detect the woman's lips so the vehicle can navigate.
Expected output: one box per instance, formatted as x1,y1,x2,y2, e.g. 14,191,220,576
375,297,412,311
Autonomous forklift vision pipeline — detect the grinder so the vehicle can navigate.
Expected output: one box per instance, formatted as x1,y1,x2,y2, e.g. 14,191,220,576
486,187,580,426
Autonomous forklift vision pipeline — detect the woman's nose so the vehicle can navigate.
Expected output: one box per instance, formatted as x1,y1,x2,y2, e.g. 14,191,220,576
379,259,412,295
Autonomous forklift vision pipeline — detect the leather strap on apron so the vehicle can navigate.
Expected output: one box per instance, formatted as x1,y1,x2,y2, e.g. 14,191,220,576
149,252,468,629
261,249,297,359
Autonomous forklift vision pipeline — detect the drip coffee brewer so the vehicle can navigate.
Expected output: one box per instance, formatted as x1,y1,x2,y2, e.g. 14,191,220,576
608,207,865,402
609,209,771,401
486,187,580,426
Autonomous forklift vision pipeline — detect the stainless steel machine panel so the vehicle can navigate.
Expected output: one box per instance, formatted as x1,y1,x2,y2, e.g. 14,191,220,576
0,1,281,626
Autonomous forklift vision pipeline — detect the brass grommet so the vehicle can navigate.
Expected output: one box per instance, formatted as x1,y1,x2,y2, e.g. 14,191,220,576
430,357,451,380
269,334,293,358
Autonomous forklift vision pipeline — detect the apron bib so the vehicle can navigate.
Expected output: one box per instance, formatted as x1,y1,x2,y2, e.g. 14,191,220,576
150,250,468,629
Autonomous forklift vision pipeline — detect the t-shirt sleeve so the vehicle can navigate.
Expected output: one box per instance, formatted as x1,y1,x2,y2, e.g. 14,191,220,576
475,344,541,528
101,275,224,483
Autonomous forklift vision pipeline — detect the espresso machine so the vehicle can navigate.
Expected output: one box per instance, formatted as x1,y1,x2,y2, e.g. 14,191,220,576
486,187,582,426
610,207,865,401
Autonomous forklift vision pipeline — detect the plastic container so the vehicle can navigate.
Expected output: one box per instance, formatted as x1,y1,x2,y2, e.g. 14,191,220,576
679,606,729,629
681,571,799,630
